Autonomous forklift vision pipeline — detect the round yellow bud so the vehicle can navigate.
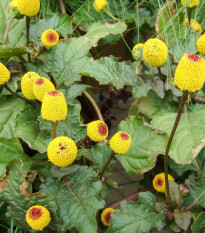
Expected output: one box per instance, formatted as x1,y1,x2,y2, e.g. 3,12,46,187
101,208,115,226
181,0,200,8
17,0,40,17
153,173,174,193
41,29,59,47
41,91,67,123
109,131,131,155
26,205,51,230
143,38,168,67
0,63,10,85
93,0,108,12
47,136,77,167
183,18,202,33
174,54,205,93
87,120,108,142
33,77,55,102
132,43,144,60
196,34,205,55
21,72,40,100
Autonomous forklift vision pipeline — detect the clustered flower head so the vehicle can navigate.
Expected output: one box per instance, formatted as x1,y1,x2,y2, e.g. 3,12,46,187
26,205,51,230
41,29,59,47
0,63,10,85
87,120,108,142
93,0,108,12
153,173,174,193
101,208,115,226
143,38,168,67
109,131,131,154
16,0,40,17
41,91,67,123
181,0,200,8
174,53,205,93
183,18,202,33
33,77,55,102
196,34,205,55
132,43,143,60
21,71,40,99
47,136,77,167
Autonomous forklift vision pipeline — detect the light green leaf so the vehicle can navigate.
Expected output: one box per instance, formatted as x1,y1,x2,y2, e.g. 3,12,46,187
40,166,105,233
0,45,27,59
115,117,167,176
165,181,180,204
192,212,205,233
106,192,165,233
174,209,192,231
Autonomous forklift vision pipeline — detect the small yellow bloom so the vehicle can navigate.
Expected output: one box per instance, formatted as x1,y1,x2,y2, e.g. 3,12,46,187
143,38,168,67
132,43,144,60
109,131,131,155
101,208,115,226
21,72,40,99
183,18,202,33
26,205,51,230
0,63,10,85
9,0,18,8
196,34,205,55
181,0,200,8
87,120,108,142
153,173,174,193
93,0,108,12
41,91,67,123
17,0,40,17
33,77,55,102
41,29,59,47
47,136,77,167
174,54,205,93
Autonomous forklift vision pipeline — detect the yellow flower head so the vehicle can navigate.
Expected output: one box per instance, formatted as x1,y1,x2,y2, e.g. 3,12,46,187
41,29,59,47
93,0,108,12
26,205,51,230
174,54,205,93
153,173,174,193
21,72,40,99
17,0,40,17
0,63,10,85
47,136,77,167
101,208,115,226
109,131,131,154
87,120,108,142
143,38,168,67
132,43,144,60
183,18,202,33
196,34,205,55
9,0,18,8
41,91,67,123
33,77,55,102
181,0,200,8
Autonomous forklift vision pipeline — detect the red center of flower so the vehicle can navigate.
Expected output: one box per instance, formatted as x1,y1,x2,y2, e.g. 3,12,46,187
35,78,44,85
187,54,201,62
156,178,164,187
120,132,129,140
46,32,57,43
48,91,59,96
29,207,42,220
98,123,107,136
59,143,67,150
104,211,112,225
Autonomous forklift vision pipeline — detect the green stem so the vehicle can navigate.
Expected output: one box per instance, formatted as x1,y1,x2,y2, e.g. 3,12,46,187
26,16,30,62
30,158,47,164
51,123,58,140
106,11,121,22
164,93,187,210
4,83,33,104
3,16,14,45
187,8,193,33
100,152,115,180
77,135,89,148
157,67,165,82
10,219,14,233
177,193,182,208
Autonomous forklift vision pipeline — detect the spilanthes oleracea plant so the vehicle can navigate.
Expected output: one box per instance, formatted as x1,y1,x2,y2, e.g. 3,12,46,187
47,136,77,167
26,205,51,230
196,34,205,55
41,29,59,47
101,208,115,226
93,0,108,13
17,0,40,17
0,63,10,85
87,120,108,142
181,0,200,8
153,173,174,193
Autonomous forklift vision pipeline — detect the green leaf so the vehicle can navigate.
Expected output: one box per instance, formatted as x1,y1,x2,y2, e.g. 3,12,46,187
0,96,27,139
192,212,205,233
25,63,50,78
40,166,105,232
174,209,192,231
115,117,167,176
30,13,72,43
106,192,165,233
151,107,205,164
0,45,27,59
2,159,58,231
165,181,180,204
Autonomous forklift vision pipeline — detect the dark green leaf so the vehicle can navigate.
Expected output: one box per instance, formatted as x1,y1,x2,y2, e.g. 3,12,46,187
165,181,179,204
0,45,27,59
192,212,205,233
174,209,192,231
